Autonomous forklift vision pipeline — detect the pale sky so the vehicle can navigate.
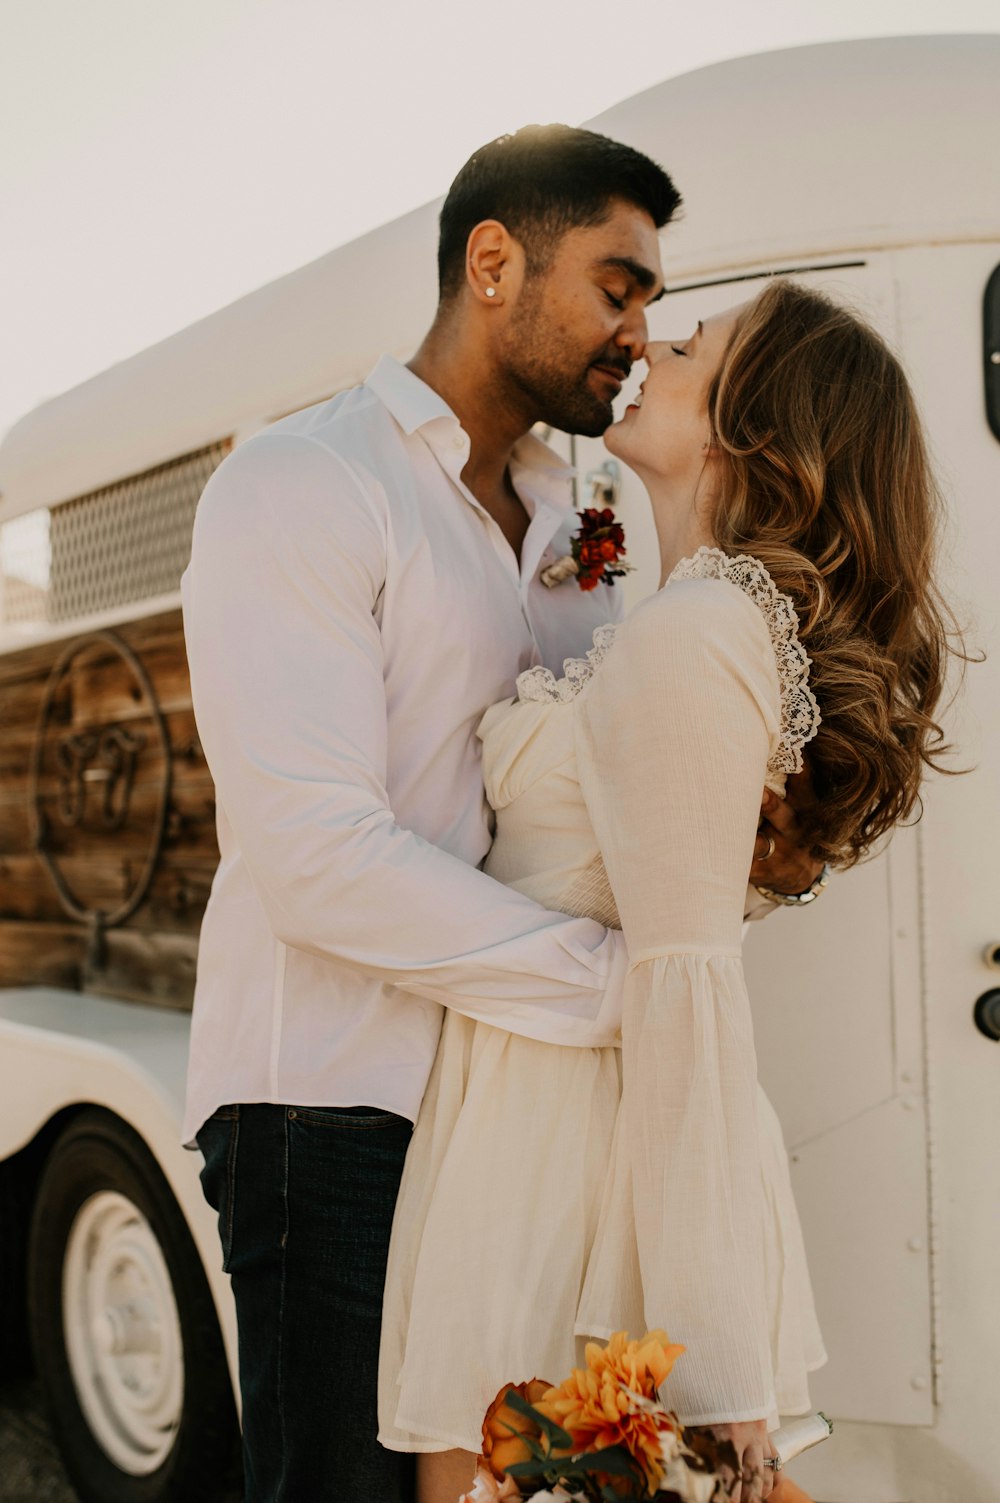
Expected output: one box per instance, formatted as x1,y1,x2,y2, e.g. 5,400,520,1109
3,0,998,442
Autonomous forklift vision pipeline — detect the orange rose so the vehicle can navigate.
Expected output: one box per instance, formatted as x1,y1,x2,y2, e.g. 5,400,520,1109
480,1379,554,1479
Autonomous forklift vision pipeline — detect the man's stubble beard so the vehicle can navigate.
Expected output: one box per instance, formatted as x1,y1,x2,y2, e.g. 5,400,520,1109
499,291,617,439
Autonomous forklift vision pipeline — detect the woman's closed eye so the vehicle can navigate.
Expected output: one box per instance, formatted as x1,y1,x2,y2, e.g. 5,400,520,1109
670,344,689,357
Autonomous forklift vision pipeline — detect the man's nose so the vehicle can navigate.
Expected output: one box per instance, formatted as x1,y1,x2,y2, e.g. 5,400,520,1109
616,307,650,363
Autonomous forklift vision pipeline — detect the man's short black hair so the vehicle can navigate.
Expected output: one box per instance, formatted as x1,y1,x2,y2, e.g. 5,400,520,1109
437,123,681,302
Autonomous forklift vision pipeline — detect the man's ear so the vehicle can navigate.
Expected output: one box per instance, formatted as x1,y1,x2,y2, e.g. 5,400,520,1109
466,220,522,307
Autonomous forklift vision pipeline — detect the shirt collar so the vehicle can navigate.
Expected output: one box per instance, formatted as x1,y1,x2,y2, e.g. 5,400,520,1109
366,354,576,509
509,432,576,511
365,354,456,435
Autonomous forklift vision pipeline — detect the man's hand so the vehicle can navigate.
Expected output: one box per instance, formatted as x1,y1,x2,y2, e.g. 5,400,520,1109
750,768,824,897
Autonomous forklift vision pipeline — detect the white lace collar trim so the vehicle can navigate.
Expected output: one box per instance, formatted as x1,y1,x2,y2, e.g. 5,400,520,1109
516,547,821,777
516,621,621,705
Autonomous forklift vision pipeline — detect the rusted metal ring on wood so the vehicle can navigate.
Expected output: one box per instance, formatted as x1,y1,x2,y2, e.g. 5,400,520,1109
29,630,173,942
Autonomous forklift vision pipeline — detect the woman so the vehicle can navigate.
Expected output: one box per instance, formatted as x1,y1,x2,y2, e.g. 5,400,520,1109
377,281,957,1503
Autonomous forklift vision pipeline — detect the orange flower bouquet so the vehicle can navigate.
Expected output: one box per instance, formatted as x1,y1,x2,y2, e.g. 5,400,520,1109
460,1331,739,1503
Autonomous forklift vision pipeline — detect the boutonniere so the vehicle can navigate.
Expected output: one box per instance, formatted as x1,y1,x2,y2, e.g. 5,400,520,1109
540,507,634,592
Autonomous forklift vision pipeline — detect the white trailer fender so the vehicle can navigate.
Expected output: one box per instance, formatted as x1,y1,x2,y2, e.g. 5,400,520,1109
0,986,238,1402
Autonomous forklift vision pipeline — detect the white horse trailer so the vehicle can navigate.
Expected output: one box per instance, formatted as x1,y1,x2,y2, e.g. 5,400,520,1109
0,33,997,1503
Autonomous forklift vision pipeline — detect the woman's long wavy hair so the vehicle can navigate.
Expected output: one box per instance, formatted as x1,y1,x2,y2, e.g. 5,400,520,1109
706,280,963,867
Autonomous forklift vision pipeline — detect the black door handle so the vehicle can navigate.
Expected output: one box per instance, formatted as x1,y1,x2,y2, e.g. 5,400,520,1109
974,990,1000,1042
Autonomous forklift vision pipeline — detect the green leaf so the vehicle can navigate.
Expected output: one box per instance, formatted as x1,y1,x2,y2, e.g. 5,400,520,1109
503,1459,564,1480
505,1442,647,1493
495,1423,547,1464
502,1389,573,1451
567,1446,645,1480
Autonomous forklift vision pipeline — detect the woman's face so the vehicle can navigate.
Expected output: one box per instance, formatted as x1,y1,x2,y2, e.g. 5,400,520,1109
606,305,744,484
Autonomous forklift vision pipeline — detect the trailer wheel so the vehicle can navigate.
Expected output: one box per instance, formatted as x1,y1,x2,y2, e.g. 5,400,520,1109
0,1154,32,1374
27,1109,241,1503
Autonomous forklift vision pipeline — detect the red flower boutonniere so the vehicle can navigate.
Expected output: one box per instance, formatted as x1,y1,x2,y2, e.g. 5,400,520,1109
541,507,634,592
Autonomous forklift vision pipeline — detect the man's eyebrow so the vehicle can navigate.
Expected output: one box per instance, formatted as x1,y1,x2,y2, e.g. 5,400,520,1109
597,256,665,300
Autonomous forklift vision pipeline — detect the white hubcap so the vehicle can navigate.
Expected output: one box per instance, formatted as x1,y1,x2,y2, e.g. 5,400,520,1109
62,1191,184,1474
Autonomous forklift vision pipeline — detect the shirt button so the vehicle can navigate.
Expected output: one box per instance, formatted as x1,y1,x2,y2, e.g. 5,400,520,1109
453,435,464,450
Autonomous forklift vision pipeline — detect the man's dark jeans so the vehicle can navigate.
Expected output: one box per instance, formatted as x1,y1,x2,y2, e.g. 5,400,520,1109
197,1102,416,1503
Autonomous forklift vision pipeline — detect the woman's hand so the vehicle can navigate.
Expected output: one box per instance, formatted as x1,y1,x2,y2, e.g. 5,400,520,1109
687,1418,777,1502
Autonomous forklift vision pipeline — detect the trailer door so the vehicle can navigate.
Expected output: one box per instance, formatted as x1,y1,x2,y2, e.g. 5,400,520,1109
571,256,935,1429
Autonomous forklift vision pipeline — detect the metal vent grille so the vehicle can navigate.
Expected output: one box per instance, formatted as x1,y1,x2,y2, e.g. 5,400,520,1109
0,508,50,625
0,440,230,629
47,441,230,622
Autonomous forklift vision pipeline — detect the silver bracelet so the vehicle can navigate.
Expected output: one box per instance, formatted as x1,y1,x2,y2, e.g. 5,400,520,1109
754,862,831,907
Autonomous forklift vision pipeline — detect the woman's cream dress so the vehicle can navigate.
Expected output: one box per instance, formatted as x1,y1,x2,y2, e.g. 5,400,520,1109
378,549,827,1453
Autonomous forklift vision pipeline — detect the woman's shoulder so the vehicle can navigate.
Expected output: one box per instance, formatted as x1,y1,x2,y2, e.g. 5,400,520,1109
613,548,822,778
627,548,804,657
620,550,775,658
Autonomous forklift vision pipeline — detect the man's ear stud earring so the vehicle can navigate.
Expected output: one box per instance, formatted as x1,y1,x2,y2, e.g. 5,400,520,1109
485,286,497,298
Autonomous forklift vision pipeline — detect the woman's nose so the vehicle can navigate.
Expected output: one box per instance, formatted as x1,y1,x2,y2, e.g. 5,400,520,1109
643,340,670,366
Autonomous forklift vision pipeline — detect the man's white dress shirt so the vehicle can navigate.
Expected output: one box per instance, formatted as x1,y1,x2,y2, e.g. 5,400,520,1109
181,355,628,1143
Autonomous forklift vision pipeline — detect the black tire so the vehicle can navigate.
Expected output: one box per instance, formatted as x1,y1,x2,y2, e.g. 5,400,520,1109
0,1152,33,1376
27,1108,242,1503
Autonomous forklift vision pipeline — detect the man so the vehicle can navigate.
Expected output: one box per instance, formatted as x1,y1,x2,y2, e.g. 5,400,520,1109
183,124,821,1503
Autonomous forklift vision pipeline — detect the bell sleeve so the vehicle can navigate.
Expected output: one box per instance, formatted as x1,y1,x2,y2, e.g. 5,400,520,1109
573,576,783,1423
